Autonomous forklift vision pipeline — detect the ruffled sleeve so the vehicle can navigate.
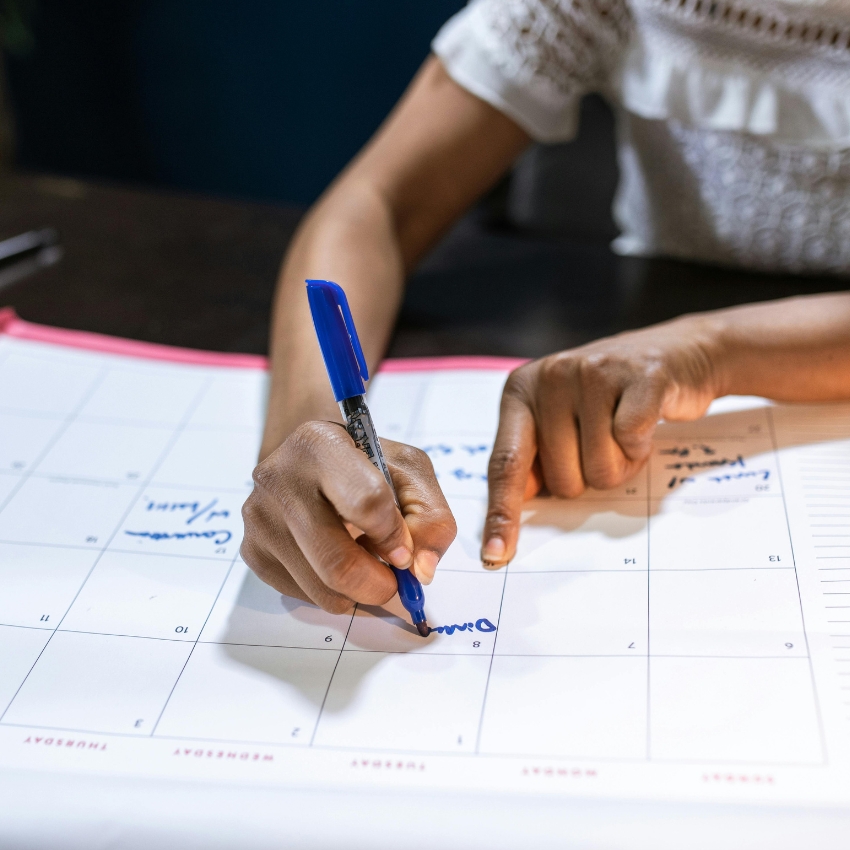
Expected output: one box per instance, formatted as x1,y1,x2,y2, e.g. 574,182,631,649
619,0,850,144
432,0,633,143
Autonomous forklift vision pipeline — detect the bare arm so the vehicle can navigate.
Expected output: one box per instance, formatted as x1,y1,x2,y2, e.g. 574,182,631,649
242,57,529,611
260,56,529,458
483,292,850,565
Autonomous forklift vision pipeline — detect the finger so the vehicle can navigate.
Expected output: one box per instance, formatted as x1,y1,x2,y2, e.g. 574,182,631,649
240,497,356,614
613,378,667,463
283,485,399,606
310,424,415,569
536,389,584,499
484,384,537,565
576,378,637,490
525,455,543,500
384,440,457,585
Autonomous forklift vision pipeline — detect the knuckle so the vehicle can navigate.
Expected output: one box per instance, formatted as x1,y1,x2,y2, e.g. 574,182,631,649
539,353,575,387
321,594,354,616
614,419,653,453
321,549,361,595
584,460,624,491
352,479,392,517
431,509,458,551
251,457,277,491
395,442,432,470
547,476,585,500
488,447,524,481
577,354,614,391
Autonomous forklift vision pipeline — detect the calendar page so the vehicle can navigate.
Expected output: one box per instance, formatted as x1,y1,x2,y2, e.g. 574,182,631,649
2,312,850,807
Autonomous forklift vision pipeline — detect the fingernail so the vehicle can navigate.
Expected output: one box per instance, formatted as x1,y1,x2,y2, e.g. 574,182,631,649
413,550,439,585
387,546,413,569
482,536,506,564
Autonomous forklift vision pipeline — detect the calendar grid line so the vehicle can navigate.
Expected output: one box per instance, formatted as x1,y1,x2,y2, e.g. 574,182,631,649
767,407,829,765
150,549,242,737
0,719,829,768
0,372,214,727
309,608,357,747
473,558,509,755
2,351,844,795
0,366,117,722
0,367,110,517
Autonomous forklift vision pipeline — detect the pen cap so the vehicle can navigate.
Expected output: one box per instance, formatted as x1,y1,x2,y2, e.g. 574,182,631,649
306,279,369,401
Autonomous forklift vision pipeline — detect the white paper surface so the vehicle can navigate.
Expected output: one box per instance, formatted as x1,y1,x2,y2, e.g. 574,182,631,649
2,334,850,809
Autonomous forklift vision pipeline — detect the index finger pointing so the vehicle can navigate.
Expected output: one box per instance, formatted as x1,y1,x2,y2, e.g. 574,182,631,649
483,383,537,565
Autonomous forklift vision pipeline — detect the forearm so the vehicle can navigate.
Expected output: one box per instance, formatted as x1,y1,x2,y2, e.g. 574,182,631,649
701,292,850,401
260,180,404,459
258,57,529,461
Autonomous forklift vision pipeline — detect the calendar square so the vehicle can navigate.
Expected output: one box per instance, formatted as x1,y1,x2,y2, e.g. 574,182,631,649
496,571,648,655
154,643,339,745
366,372,427,440
478,656,647,758
650,657,822,763
650,568,806,656
184,372,268,432
438,496,487,572
649,497,792,571
410,432,491,500
0,477,138,548
60,551,231,641
512,499,647,572
77,366,202,426
152,428,259,490
313,652,491,753
0,472,20,505
0,625,51,715
113,487,245,559
0,412,64,473
0,351,100,415
344,569,504,654
651,436,777,499
411,372,506,438
199,559,354,650
35,420,175,483
0,543,96,630
3,631,192,735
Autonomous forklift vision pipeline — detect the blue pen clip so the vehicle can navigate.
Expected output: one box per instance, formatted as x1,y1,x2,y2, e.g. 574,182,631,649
306,279,369,402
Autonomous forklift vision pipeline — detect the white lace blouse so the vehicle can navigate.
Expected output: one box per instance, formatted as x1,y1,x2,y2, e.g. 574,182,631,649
433,0,850,274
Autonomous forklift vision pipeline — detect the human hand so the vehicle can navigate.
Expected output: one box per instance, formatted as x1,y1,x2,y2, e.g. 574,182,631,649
482,317,722,564
241,422,457,613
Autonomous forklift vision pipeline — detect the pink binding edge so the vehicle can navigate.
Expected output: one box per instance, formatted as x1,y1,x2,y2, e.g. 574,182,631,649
0,308,527,373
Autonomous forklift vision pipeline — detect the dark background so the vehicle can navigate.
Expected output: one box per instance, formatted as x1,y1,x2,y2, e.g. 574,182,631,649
4,0,465,206
0,0,846,360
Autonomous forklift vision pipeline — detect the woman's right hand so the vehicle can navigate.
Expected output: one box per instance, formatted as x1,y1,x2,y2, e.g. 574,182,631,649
240,421,457,614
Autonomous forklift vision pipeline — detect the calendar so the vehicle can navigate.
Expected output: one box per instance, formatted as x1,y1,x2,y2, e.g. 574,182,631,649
2,308,850,807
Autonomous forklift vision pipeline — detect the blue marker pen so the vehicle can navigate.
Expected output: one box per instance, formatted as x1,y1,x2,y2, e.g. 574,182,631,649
306,279,429,637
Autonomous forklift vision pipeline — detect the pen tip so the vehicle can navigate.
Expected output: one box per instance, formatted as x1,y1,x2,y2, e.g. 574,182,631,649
416,622,430,638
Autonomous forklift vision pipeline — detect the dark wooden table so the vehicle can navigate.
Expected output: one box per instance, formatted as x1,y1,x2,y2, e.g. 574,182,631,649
0,171,846,360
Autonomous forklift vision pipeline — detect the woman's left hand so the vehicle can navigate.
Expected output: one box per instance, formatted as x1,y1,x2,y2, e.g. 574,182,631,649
481,315,724,564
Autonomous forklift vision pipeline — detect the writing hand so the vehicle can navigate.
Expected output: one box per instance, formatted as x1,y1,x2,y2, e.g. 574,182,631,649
482,318,721,564
241,422,456,613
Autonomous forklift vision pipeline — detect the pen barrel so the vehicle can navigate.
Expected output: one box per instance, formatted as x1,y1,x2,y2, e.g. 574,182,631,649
339,395,395,501
340,394,427,623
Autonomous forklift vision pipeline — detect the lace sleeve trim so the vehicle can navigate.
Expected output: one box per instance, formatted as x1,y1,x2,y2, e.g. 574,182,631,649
619,0,850,144
433,0,632,142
